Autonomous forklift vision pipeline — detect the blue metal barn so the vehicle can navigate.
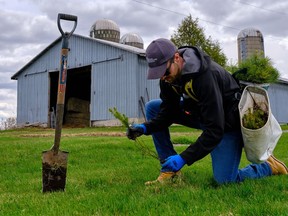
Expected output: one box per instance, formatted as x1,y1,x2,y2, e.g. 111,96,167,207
268,80,288,124
11,34,288,127
11,34,160,127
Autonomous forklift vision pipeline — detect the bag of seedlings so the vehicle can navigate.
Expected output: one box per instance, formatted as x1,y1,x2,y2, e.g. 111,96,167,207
238,86,282,164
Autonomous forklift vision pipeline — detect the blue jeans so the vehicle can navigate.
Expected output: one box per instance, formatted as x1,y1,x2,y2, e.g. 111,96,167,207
145,99,272,184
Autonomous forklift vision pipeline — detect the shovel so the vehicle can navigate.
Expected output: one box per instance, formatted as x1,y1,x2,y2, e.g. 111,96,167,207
42,13,77,193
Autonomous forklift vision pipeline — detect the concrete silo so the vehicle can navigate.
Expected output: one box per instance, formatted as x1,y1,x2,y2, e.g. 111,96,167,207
89,19,120,43
120,33,144,49
237,28,264,63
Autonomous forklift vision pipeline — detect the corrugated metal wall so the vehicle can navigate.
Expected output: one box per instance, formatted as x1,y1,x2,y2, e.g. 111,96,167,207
14,35,160,125
268,82,288,124
137,57,160,119
17,71,49,124
16,43,62,124
90,49,159,121
91,49,136,120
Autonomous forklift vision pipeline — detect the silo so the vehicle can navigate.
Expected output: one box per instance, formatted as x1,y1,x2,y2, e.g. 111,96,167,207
90,19,120,43
237,28,264,63
120,33,144,49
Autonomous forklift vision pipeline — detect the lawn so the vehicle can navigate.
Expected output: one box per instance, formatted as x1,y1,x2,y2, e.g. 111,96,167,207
0,126,287,216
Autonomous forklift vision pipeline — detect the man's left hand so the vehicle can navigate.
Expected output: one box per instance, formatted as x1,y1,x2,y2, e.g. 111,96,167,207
161,155,186,172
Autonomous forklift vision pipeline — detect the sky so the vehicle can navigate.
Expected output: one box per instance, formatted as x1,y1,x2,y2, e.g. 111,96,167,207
1,0,288,120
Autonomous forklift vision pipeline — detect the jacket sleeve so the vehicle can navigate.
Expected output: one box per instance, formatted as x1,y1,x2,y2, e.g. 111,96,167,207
144,80,181,134
180,73,225,165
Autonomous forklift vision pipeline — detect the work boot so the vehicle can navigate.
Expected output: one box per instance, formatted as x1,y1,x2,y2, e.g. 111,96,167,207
267,155,288,175
145,171,182,186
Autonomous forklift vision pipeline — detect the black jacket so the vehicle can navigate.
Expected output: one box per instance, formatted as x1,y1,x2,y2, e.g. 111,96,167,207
144,46,241,165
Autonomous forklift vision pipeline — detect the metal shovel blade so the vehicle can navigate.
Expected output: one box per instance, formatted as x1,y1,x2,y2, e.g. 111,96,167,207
42,149,69,193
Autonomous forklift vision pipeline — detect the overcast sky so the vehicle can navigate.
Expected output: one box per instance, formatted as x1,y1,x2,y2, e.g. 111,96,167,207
1,0,288,120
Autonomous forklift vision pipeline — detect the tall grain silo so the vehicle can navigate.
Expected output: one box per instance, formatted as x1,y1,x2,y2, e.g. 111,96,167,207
237,28,264,63
120,33,144,49
90,19,120,43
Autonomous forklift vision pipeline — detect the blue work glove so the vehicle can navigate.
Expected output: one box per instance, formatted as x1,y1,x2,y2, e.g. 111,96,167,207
162,155,186,172
126,124,146,140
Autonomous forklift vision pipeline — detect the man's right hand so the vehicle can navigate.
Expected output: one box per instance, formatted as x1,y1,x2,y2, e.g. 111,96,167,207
126,124,146,140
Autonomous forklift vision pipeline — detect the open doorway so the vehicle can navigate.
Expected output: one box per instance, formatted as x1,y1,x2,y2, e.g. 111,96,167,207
49,65,91,127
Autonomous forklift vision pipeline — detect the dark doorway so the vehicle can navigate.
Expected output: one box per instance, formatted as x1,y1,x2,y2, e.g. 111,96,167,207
49,65,91,127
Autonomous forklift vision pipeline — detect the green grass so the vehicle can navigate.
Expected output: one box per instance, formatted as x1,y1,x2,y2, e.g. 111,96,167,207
0,126,288,216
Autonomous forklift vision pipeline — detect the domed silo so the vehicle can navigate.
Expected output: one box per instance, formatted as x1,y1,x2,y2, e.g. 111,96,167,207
237,28,264,63
90,19,120,43
120,33,144,49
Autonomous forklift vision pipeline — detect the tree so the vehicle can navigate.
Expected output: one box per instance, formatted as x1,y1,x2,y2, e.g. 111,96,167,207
171,15,227,66
0,117,17,130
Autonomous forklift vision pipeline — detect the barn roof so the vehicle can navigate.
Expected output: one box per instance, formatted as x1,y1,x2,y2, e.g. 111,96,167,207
278,77,288,84
11,34,146,80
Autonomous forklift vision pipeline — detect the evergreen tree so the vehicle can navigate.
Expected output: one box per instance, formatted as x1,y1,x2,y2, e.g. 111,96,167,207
171,15,227,66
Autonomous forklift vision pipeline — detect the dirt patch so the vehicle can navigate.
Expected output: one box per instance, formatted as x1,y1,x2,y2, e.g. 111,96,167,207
20,132,126,138
20,131,201,138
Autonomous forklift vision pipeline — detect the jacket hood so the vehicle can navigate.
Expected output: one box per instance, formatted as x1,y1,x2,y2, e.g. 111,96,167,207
178,46,210,77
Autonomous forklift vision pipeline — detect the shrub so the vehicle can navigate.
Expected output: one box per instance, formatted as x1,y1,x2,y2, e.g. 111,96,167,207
230,54,280,84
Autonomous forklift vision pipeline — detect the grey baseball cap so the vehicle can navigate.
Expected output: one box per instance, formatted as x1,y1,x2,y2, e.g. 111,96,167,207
145,38,177,79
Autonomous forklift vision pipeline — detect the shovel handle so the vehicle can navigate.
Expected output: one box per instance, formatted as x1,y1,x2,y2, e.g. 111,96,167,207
57,13,77,39
52,13,77,154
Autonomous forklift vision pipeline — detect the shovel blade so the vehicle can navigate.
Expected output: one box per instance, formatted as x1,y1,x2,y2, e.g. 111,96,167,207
42,150,68,193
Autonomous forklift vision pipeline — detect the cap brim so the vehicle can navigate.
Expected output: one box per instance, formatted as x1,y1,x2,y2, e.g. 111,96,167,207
147,63,167,79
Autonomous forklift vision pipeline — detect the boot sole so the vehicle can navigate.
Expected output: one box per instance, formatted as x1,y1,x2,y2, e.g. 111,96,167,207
145,172,182,186
271,155,288,173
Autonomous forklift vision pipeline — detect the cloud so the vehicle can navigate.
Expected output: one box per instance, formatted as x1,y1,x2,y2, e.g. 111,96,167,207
0,10,57,45
0,90,17,119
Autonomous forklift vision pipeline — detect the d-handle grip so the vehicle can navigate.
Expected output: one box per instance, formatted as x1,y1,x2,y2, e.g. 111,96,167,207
57,13,78,37
58,13,77,22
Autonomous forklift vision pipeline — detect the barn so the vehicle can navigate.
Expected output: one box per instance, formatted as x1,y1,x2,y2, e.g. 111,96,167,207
268,79,288,124
11,33,160,127
11,18,288,127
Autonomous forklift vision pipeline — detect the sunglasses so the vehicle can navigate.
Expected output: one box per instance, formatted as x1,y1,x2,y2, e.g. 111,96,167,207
164,59,174,77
